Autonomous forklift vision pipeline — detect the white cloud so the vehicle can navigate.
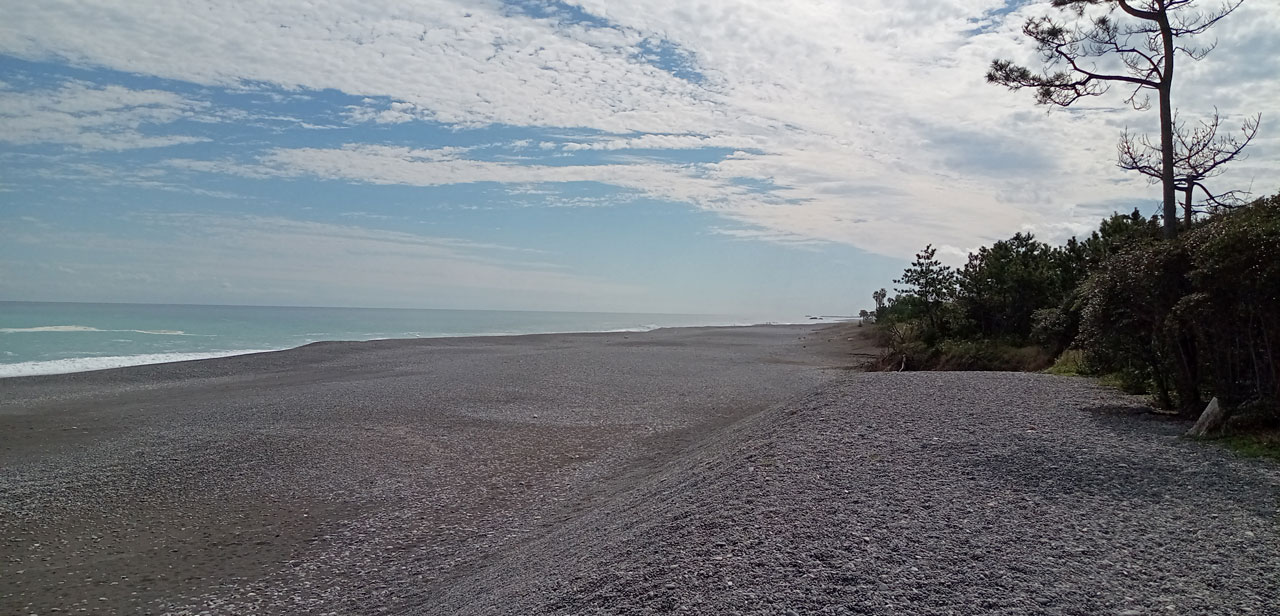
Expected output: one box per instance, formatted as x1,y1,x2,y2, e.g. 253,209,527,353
0,80,210,150
2,0,1277,260
0,0,715,132
28,161,245,199
558,133,761,151
163,140,1037,258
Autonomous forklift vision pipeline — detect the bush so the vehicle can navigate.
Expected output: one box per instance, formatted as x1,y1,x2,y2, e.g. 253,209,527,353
871,329,1052,372
1097,369,1156,396
1045,349,1087,376
1076,238,1194,411
933,340,1054,371
870,318,933,370
1030,307,1074,355
1180,196,1280,406
1076,193,1280,415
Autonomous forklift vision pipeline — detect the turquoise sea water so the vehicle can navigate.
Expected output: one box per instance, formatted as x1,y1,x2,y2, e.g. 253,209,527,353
0,302,785,378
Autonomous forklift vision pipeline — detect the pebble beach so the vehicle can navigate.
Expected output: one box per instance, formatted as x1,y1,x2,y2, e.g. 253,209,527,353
2,324,1277,615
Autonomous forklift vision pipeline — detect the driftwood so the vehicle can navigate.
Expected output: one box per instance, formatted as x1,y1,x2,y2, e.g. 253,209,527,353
1185,397,1229,437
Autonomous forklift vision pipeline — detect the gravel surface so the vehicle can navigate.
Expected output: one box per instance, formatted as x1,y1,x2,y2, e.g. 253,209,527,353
4,327,1277,615
0,324,866,615
434,372,1280,616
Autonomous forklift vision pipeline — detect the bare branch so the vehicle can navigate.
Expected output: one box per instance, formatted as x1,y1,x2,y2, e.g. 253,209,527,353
1123,109,1262,220
1192,181,1253,211
1118,128,1163,180
1181,112,1261,181
1167,0,1244,36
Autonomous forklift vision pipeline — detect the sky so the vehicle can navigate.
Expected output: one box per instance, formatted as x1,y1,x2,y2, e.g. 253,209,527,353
1,0,1277,317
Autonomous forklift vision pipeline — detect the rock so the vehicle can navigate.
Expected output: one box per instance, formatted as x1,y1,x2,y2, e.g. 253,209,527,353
1185,397,1228,438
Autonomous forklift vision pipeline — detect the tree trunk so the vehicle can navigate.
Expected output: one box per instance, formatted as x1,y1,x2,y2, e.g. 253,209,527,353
1183,185,1194,227
1157,5,1178,239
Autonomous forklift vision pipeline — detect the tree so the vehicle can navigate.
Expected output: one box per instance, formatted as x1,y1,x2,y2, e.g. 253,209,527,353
1084,208,1163,260
958,233,1065,340
1118,110,1261,224
872,288,887,312
988,0,1244,239
893,245,958,337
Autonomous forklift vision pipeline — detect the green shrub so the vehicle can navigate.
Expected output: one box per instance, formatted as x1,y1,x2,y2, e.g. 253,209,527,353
1030,307,1075,355
1077,237,1195,411
933,340,1054,371
1097,369,1155,396
871,330,1052,372
1044,349,1087,376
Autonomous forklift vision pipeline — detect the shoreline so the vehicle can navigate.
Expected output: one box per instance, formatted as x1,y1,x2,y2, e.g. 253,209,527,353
0,317,849,379
0,320,852,379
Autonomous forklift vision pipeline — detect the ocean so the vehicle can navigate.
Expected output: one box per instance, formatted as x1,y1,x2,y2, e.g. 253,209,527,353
0,302,783,378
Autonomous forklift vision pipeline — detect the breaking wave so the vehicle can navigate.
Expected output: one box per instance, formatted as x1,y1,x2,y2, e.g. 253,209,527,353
0,325,204,336
0,350,271,378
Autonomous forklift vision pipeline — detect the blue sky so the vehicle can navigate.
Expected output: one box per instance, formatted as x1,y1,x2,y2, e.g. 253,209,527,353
2,1,1277,316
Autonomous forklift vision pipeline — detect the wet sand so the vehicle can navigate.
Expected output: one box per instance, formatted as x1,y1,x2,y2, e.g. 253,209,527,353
1,324,873,615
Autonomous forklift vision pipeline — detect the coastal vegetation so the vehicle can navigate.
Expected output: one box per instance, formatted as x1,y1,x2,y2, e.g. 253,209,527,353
872,192,1280,442
872,0,1276,449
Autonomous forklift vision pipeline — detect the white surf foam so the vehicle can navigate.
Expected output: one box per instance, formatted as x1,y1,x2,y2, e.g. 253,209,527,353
1,325,104,333
0,325,207,336
0,326,215,335
0,350,272,378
